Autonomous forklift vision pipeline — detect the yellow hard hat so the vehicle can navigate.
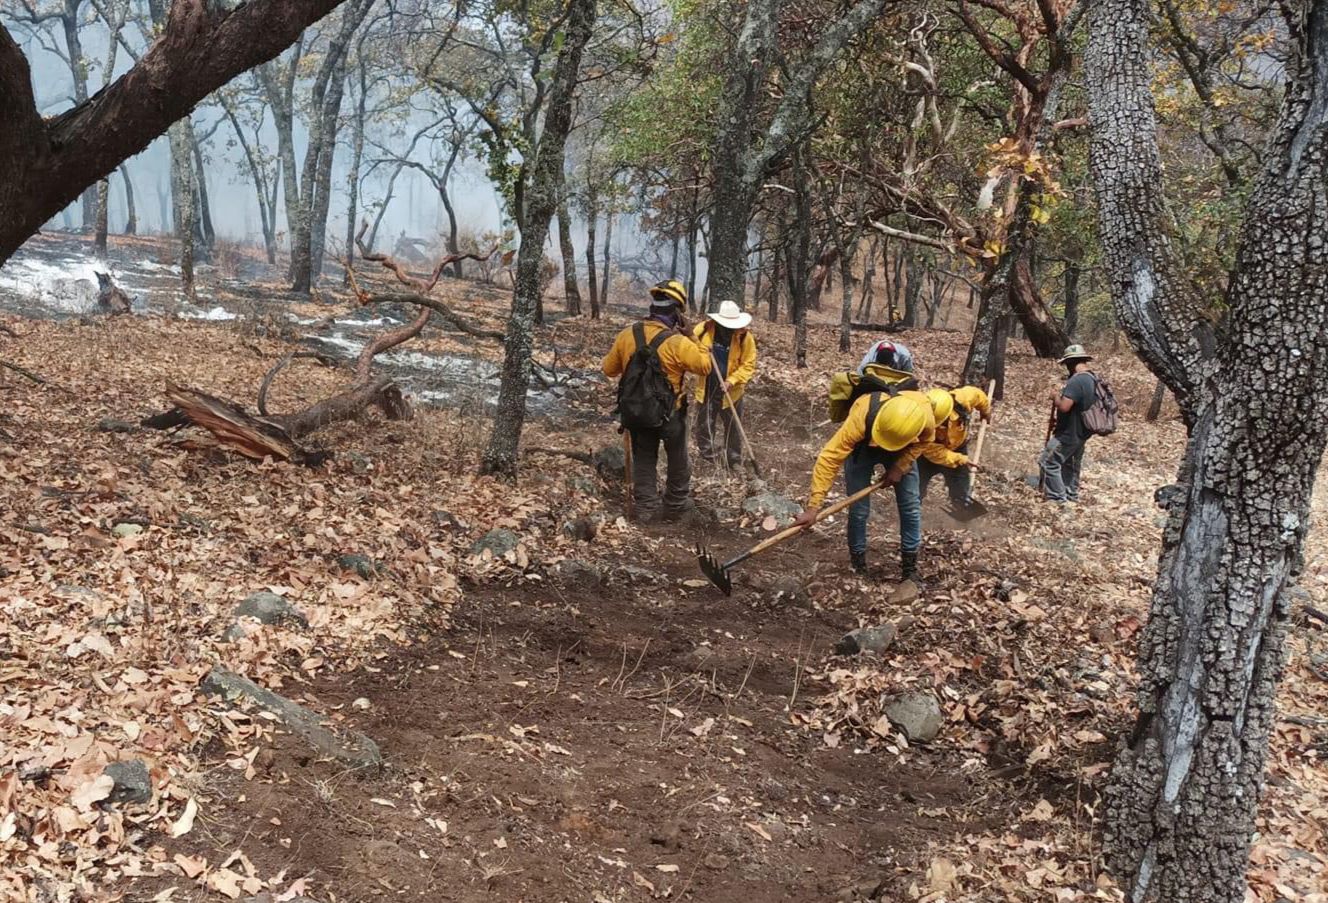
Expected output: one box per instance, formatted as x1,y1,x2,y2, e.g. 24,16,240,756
925,388,956,423
871,393,931,452
649,279,687,309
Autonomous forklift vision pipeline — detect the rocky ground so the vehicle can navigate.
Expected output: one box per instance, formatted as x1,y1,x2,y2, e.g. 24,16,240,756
0,233,1324,902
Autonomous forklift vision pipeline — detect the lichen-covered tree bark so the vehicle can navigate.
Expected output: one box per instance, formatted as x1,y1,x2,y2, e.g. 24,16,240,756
480,0,597,478
704,0,889,308
558,200,582,315
167,119,197,299
1087,0,1328,900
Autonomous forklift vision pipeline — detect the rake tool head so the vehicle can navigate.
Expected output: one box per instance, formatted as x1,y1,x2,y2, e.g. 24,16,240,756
943,498,989,523
695,544,733,595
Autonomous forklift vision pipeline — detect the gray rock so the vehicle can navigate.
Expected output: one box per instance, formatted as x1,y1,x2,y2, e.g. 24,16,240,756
1023,473,1041,489
200,667,383,771
103,759,152,804
1030,536,1080,563
592,444,626,482
432,510,466,531
559,559,603,585
886,579,919,605
235,591,309,629
567,474,599,496
471,528,520,558
97,418,139,434
613,564,665,585
995,580,1019,602
562,516,600,542
347,452,373,474
836,624,897,657
742,491,803,528
112,522,144,538
336,554,379,580
884,691,943,743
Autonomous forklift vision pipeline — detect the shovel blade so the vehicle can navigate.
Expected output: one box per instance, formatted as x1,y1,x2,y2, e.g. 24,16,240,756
944,498,989,523
695,544,733,596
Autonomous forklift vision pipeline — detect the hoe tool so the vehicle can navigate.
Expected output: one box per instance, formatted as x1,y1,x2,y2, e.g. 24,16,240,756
696,477,890,595
944,378,996,523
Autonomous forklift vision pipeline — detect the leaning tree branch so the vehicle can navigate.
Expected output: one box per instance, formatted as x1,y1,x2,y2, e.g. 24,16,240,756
1,0,347,265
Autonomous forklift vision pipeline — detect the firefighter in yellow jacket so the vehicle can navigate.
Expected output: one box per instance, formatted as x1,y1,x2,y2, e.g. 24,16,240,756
691,300,758,468
792,391,936,581
602,279,712,522
916,386,991,508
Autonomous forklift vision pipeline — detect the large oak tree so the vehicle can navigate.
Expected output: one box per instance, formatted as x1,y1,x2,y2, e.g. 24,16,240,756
1087,0,1328,899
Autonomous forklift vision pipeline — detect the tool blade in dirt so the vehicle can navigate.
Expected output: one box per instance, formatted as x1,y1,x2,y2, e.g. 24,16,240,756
943,497,989,522
695,544,733,595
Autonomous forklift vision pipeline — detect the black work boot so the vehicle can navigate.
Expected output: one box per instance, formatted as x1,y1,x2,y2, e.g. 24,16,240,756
900,549,920,583
850,550,868,574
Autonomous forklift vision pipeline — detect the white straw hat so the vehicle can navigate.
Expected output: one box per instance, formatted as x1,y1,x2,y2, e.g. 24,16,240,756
708,300,752,330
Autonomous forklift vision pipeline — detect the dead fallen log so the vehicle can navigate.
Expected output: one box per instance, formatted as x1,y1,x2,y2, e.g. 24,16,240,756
144,384,323,465
851,321,907,333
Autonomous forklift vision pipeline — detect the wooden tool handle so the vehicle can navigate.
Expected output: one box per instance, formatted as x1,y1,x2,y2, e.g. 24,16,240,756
970,378,996,467
725,478,890,568
622,431,634,520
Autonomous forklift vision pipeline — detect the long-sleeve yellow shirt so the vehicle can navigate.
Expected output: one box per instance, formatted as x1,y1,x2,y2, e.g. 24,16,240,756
602,320,712,407
917,385,992,468
690,322,757,407
808,392,934,508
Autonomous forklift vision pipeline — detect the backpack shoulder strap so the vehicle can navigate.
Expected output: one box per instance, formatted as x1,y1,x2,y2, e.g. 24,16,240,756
646,325,670,353
632,322,647,353
864,392,884,442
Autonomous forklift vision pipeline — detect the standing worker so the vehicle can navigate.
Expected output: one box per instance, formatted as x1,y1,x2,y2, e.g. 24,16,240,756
1040,344,1097,504
602,279,712,523
792,392,935,581
917,386,992,508
692,300,758,469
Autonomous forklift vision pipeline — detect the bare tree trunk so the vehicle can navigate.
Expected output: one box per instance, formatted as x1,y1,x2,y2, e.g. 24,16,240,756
685,210,698,309
480,0,597,478
599,202,613,311
118,165,137,236
768,240,782,322
901,242,921,327
1145,379,1166,421
309,62,347,284
190,125,215,256
94,179,109,257
838,241,856,352
558,200,582,315
584,186,600,319
1063,260,1081,337
1087,1,1328,901
343,58,367,284
167,120,196,299
788,148,812,368
669,230,680,278
858,236,877,319
221,99,276,263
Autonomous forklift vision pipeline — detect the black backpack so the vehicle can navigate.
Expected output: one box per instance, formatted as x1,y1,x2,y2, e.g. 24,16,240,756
616,323,677,430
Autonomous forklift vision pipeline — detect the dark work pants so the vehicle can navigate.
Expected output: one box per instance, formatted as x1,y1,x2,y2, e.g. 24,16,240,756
696,393,744,467
918,442,972,504
630,405,691,517
1039,436,1086,502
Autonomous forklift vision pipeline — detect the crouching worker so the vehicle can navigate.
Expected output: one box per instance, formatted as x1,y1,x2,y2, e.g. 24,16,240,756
917,386,991,507
792,392,934,582
693,300,757,469
602,279,712,523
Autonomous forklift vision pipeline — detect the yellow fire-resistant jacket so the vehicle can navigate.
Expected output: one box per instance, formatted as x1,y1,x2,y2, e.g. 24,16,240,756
808,392,935,508
690,321,757,408
918,385,992,468
602,320,712,408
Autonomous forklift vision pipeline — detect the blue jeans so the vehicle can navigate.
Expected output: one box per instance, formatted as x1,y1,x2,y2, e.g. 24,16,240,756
844,446,922,555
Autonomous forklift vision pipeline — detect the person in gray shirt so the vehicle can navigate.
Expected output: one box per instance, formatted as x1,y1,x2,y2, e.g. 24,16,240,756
1039,344,1098,503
